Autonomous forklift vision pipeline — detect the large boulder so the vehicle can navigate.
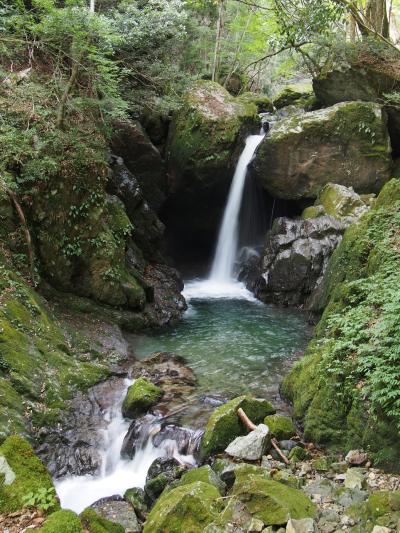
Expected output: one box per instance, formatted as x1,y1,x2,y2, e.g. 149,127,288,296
249,216,346,307
200,395,275,459
143,481,222,533
272,82,315,110
251,102,392,200
231,470,316,526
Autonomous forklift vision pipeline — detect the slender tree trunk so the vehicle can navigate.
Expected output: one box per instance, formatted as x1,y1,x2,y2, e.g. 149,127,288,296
89,0,95,12
211,0,225,82
366,0,389,38
56,56,80,130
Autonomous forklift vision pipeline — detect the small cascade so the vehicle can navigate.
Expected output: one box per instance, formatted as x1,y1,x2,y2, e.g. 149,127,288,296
56,380,200,513
209,134,265,282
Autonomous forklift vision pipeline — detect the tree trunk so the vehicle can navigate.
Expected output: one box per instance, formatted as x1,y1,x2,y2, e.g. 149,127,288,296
56,57,80,130
211,0,225,82
366,0,389,37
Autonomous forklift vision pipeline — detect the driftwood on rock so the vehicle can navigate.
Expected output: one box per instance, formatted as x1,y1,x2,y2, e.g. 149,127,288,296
237,407,290,465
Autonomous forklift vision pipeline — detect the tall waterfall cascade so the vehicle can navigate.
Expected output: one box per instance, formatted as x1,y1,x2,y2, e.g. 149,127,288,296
184,132,265,301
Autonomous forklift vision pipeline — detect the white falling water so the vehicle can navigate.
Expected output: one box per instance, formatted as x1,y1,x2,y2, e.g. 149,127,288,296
55,380,196,513
184,133,265,301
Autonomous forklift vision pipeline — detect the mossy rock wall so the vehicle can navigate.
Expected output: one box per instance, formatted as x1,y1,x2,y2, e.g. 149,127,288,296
252,102,392,200
282,179,400,470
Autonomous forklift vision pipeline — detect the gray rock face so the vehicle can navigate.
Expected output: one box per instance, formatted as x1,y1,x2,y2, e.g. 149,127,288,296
286,518,316,533
225,424,270,461
344,468,366,490
90,495,140,533
245,216,346,307
0,456,15,485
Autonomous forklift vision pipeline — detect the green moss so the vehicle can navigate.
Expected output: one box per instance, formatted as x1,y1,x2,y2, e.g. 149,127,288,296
232,475,316,526
0,435,57,513
283,179,400,470
37,510,83,533
237,92,273,112
272,83,314,110
173,465,226,495
200,395,275,459
121,377,163,418
143,481,222,533
301,205,325,219
263,414,296,440
80,508,125,533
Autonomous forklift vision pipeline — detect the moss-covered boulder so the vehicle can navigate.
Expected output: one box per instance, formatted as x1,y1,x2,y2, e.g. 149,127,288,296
0,436,57,513
142,481,222,533
252,102,391,201
80,507,125,533
237,92,273,113
302,183,373,223
200,395,275,459
37,510,83,533
273,83,315,110
172,465,226,495
231,471,316,526
121,378,163,419
264,414,296,440
282,179,400,470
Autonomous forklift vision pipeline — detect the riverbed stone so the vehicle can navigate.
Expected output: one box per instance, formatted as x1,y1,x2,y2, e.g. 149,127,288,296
121,378,163,419
252,102,391,200
143,481,222,533
123,487,148,519
345,468,366,490
264,415,296,440
200,395,275,459
144,457,186,503
286,517,316,533
225,424,270,461
345,449,369,466
89,496,140,533
232,474,316,526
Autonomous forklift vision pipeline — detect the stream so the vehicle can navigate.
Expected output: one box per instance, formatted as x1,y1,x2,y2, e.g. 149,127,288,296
55,128,311,513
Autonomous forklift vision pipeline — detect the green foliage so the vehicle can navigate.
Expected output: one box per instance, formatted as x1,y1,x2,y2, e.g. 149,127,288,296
23,486,58,511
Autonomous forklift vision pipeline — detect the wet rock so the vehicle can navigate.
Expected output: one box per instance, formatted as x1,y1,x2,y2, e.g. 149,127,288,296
121,378,163,419
123,487,148,520
152,424,203,457
252,216,346,307
264,415,296,440
225,424,270,461
345,449,369,466
252,102,391,200
344,468,366,490
80,507,125,533
143,481,222,532
89,495,140,533
286,518,316,533
144,457,186,503
200,395,275,459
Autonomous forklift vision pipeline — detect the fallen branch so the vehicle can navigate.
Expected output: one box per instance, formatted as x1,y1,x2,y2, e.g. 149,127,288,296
237,407,291,465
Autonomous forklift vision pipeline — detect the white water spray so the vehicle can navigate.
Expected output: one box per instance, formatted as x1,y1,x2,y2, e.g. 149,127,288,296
184,133,264,301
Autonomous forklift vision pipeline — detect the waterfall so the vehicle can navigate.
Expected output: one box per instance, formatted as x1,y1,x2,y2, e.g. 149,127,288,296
210,134,265,282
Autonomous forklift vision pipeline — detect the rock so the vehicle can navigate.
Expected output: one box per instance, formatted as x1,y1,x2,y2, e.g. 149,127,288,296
200,395,275,459
225,424,270,461
0,436,58,514
264,415,296,440
273,82,315,110
302,183,373,227
252,102,391,200
121,378,163,419
123,487,148,519
278,440,299,452
174,465,226,495
110,118,166,211
238,92,273,113
37,510,83,532
345,450,369,466
80,507,125,532
303,479,336,501
336,487,368,508
89,496,140,533
203,497,253,532
271,469,303,489
144,457,186,503
371,526,392,533
286,518,316,533
252,216,346,307
344,468,366,490
232,473,316,526
143,481,222,532
289,447,310,462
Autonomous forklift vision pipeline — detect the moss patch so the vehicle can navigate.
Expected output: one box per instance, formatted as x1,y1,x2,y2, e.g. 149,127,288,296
37,510,83,533
80,507,125,533
121,378,163,419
